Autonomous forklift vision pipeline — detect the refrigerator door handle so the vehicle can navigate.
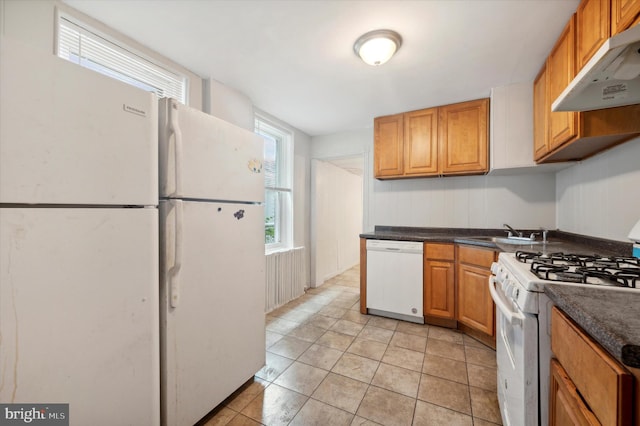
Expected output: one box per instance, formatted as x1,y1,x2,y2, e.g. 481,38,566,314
168,99,183,197
169,199,184,308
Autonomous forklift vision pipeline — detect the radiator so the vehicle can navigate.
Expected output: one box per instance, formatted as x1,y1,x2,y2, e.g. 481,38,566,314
265,247,306,313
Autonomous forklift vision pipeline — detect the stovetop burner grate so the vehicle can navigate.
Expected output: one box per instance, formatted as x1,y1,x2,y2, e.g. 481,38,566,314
515,251,640,288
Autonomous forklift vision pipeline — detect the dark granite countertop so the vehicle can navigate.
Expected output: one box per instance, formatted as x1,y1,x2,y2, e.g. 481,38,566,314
545,285,640,369
360,226,632,256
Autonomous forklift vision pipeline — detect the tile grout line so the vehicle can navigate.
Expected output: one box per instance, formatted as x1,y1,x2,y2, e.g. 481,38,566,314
254,272,499,426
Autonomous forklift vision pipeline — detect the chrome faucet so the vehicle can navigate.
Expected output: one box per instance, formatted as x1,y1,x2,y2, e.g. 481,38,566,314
540,227,548,243
503,224,523,238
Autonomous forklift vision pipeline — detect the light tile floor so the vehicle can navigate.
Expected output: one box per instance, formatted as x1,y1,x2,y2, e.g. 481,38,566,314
204,266,502,426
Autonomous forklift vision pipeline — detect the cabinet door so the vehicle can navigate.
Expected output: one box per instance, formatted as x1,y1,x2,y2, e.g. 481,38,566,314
612,0,640,34
549,359,601,426
548,15,579,151
404,108,439,176
576,0,610,70
374,114,404,178
439,99,489,174
424,260,455,319
551,307,633,425
360,238,367,314
533,64,549,161
456,262,494,336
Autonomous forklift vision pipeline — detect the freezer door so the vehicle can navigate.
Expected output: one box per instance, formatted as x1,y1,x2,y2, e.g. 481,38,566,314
159,98,264,203
160,200,265,426
0,38,157,205
0,207,160,426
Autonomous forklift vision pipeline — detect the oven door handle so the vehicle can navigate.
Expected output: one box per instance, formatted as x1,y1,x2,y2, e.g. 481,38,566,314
489,276,525,326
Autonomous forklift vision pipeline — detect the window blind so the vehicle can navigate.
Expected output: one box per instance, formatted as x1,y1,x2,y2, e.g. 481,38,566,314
57,16,187,103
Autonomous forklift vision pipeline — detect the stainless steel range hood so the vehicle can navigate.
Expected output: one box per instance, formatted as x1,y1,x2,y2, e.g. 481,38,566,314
552,24,640,112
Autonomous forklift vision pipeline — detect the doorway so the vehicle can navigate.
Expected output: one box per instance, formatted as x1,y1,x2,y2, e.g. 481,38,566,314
310,155,364,287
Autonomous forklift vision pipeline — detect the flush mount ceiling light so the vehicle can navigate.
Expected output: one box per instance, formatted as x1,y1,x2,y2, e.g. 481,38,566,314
353,29,402,66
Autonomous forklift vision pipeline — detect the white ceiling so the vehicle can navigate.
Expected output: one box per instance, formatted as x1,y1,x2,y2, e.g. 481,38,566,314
63,0,579,137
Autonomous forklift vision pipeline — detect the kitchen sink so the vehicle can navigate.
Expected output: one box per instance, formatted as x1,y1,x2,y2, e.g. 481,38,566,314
491,237,544,245
466,236,549,245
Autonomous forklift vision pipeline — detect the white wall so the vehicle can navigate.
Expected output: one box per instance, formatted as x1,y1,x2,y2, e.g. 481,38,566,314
203,78,254,131
556,136,640,242
312,129,371,158
311,129,369,284
310,160,362,286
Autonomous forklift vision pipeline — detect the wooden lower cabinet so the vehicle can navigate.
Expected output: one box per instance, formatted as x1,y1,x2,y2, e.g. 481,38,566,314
456,245,496,346
457,263,494,334
423,243,455,321
549,359,601,426
359,238,367,314
551,307,634,425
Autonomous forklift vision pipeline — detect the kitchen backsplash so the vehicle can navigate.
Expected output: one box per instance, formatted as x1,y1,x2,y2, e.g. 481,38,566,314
369,171,556,231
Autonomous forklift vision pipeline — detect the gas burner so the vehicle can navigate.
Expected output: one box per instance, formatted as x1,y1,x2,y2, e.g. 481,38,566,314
561,254,601,266
611,257,640,267
515,251,543,263
516,251,640,288
530,261,569,280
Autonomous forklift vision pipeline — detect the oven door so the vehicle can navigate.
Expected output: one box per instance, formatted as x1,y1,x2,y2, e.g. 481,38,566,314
489,276,539,426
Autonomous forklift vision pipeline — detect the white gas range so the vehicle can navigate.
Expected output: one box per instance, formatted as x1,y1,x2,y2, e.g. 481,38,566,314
489,250,640,426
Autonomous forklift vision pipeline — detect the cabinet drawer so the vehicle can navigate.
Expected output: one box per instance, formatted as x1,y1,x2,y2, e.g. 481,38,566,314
457,245,494,268
425,243,454,260
549,359,600,425
551,307,633,426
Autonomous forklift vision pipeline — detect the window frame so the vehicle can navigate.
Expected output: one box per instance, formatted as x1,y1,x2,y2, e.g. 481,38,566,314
255,115,293,252
55,10,188,104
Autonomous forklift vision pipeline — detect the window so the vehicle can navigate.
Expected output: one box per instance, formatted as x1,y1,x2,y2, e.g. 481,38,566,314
56,13,187,103
255,116,293,250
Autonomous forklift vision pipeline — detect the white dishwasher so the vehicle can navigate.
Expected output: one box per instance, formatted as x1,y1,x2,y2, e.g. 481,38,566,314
366,239,424,324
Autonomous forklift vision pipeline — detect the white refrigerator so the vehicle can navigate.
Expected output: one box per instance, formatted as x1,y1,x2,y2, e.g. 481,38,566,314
0,38,160,425
158,99,266,426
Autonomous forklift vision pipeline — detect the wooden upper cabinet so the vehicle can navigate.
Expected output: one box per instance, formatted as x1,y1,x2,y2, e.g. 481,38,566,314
374,99,488,179
533,64,549,161
577,0,610,70
612,0,640,34
548,15,578,151
404,108,438,176
535,8,640,163
374,113,404,177
439,99,489,175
